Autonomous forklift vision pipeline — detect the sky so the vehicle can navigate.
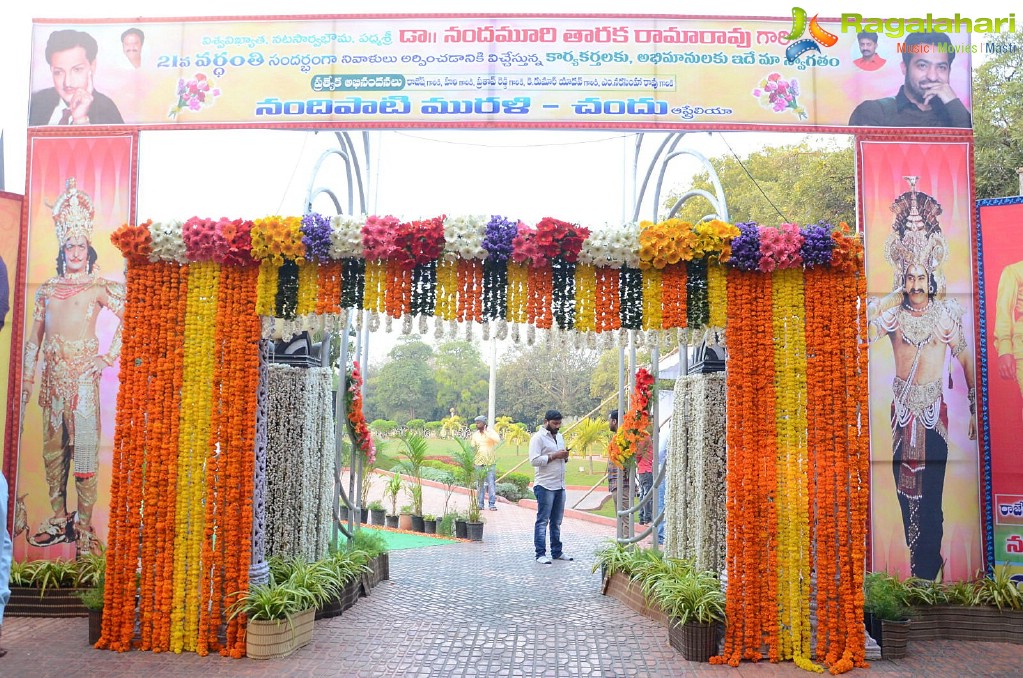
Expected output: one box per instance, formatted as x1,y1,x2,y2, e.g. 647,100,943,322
1,0,1009,364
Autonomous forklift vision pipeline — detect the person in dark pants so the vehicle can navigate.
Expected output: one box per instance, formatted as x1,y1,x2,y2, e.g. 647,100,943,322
529,410,573,565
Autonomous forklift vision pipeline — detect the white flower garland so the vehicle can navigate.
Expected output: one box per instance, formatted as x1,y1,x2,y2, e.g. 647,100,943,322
442,214,487,261
265,364,336,562
664,372,727,574
148,220,189,263
576,223,641,268
329,214,366,259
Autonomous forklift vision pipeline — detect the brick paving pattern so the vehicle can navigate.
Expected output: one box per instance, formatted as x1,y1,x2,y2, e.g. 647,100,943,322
3,484,1021,676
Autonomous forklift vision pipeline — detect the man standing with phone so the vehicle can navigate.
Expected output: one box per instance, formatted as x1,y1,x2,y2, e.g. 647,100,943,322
529,410,573,564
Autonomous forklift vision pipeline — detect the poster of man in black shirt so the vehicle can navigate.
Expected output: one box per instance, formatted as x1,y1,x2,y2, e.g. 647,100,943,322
849,31,971,128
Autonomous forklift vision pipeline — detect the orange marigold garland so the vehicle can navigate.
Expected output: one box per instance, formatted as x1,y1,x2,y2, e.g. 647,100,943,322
315,260,343,315
595,267,621,333
526,265,553,330
609,368,655,469
660,263,687,330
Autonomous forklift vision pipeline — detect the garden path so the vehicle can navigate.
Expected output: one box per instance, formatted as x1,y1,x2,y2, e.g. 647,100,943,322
3,481,1021,675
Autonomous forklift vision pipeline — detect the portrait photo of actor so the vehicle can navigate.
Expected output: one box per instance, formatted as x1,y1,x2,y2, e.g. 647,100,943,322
848,31,971,128
121,28,144,69
995,259,1023,422
867,176,977,580
29,29,125,126
20,178,125,558
853,31,887,71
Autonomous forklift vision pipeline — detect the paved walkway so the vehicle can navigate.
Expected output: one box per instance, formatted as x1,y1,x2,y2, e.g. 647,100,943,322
3,481,1021,676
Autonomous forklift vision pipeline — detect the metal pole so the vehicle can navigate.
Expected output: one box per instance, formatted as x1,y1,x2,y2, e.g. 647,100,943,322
616,339,626,541
650,341,660,552
487,336,497,425
332,313,352,549
627,331,636,541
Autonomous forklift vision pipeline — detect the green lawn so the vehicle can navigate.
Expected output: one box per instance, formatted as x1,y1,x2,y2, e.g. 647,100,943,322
372,436,609,488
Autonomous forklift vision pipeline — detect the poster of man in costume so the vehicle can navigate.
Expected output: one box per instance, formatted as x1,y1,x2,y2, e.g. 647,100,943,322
13,134,131,561
861,140,981,582
976,199,1023,577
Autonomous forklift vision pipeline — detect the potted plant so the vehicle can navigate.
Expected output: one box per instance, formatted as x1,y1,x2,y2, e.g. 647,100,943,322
383,472,403,528
7,557,94,617
351,529,389,585
453,438,485,541
653,569,725,662
438,512,457,537
398,505,414,531
368,500,386,526
393,432,443,532
235,557,337,658
865,572,911,659
79,584,105,645
454,510,469,539
423,513,437,534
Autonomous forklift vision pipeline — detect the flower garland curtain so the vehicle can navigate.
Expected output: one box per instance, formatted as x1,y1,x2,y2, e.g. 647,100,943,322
711,235,869,674
663,372,727,574
265,364,336,563
112,218,861,347
101,225,262,657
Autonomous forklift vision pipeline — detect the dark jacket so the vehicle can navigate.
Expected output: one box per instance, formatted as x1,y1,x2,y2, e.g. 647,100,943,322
29,88,125,126
848,86,971,128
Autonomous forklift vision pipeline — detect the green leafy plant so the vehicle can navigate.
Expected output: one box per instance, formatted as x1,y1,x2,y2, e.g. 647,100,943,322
399,504,413,515
864,572,910,622
501,472,532,494
368,500,385,511
75,550,107,589
229,583,305,622
438,513,456,536
383,473,404,516
78,584,105,611
393,432,446,516
350,529,388,558
423,513,436,522
651,569,726,626
451,437,483,523
974,566,1023,611
591,541,634,579
944,580,980,606
19,559,81,596
903,576,949,607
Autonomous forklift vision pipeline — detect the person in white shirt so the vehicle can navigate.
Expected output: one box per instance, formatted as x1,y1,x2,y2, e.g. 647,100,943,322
529,409,573,564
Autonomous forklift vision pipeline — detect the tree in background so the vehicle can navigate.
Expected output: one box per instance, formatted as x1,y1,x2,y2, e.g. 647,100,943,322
433,340,489,420
662,140,855,227
366,336,437,422
503,422,531,456
565,416,611,475
440,413,465,438
588,348,651,405
495,342,602,425
974,31,1023,199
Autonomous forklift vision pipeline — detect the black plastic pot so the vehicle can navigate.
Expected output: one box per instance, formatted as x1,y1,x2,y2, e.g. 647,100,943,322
385,514,399,528
411,515,426,532
423,518,437,534
466,521,484,541
455,519,468,539
370,508,385,525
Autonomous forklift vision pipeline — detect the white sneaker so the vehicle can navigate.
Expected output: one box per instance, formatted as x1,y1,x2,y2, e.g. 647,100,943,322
536,555,552,564
553,554,574,562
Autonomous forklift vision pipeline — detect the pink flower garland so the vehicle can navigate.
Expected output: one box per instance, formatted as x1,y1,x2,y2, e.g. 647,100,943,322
758,223,804,272
212,218,254,266
182,217,218,261
362,214,400,261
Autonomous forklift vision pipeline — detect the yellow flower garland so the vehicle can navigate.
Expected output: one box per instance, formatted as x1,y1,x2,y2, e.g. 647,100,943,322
771,268,819,672
364,260,386,314
295,260,319,317
171,261,219,653
574,264,596,333
506,262,528,324
641,267,662,330
255,259,279,316
707,262,728,329
436,260,458,321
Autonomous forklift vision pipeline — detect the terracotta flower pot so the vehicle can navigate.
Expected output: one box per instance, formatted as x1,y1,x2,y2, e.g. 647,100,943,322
398,513,413,531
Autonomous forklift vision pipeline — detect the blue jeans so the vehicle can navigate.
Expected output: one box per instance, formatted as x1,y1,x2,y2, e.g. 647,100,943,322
533,485,566,558
0,472,12,623
477,464,497,509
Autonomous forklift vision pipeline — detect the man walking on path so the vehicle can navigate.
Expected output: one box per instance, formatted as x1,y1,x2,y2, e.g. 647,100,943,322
471,415,501,511
529,410,573,564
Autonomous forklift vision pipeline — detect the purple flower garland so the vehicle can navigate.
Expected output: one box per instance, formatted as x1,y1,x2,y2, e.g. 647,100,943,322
301,212,333,262
729,222,762,272
482,215,517,262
